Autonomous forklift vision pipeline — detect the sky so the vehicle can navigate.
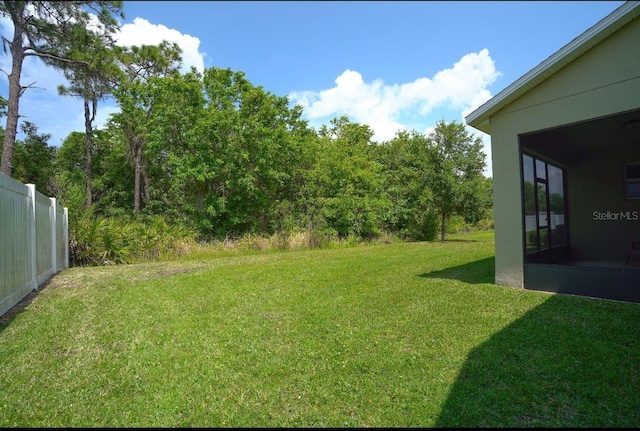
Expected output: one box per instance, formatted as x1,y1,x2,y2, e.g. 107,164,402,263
0,0,627,176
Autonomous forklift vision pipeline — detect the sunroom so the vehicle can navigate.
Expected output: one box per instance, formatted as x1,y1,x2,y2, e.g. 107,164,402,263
466,1,640,302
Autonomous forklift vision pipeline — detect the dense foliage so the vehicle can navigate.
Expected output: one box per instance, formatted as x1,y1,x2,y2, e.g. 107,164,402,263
0,8,492,264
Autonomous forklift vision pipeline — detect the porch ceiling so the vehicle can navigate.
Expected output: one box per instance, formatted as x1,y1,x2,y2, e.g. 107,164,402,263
520,109,640,167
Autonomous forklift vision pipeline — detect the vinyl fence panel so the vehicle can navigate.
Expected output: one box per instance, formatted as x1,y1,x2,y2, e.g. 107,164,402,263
55,204,68,272
35,190,54,285
0,173,68,317
0,174,35,317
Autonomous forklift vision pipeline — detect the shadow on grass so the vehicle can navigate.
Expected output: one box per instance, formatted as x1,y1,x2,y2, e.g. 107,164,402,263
434,293,640,427
0,278,53,334
418,256,495,284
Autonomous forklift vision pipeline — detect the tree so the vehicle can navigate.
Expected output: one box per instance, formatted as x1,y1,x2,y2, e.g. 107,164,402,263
305,116,386,238
139,69,204,216
110,41,182,213
54,131,89,211
169,67,313,236
55,128,132,216
56,26,124,207
0,1,123,177
11,121,56,195
428,119,487,241
373,130,438,240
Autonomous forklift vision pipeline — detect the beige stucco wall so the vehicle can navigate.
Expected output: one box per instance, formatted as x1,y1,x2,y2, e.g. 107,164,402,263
488,17,640,288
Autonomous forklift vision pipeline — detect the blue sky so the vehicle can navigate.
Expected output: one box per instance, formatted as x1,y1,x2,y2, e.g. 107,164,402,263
0,1,627,176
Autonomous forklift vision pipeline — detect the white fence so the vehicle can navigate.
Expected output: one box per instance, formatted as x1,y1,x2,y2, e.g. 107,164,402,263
524,213,565,231
1,173,68,317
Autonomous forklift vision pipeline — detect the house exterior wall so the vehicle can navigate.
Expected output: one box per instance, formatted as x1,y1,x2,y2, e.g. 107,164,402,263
488,17,640,288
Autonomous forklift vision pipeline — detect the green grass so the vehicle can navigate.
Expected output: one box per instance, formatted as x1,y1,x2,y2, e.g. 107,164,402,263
0,230,639,427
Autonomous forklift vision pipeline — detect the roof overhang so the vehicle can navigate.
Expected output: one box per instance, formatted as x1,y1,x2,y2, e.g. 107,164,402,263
465,1,640,135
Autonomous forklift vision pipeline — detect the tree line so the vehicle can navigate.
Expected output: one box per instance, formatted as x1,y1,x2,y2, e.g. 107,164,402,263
0,1,492,257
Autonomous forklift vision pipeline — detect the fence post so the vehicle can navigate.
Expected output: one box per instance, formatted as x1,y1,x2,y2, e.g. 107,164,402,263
50,197,57,276
64,207,69,269
26,184,38,292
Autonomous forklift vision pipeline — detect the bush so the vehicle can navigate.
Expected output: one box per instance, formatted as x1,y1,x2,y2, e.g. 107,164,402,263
475,217,494,231
446,215,468,234
406,211,438,242
69,210,197,266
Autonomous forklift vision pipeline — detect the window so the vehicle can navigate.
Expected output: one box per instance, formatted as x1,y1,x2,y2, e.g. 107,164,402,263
625,163,640,199
547,164,567,248
522,153,568,264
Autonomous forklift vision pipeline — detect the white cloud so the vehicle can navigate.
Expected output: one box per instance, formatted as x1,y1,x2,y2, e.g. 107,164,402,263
289,49,499,176
114,17,206,74
289,49,500,144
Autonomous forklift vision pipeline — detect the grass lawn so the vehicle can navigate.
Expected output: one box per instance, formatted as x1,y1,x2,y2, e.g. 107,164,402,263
0,230,639,427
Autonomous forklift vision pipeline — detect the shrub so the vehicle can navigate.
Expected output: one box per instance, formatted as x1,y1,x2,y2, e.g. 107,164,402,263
406,211,439,242
69,210,197,266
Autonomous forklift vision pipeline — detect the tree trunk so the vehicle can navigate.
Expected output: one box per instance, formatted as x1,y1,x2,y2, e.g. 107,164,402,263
440,211,447,242
141,161,151,204
196,189,204,212
84,98,93,206
0,9,25,177
134,141,142,213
